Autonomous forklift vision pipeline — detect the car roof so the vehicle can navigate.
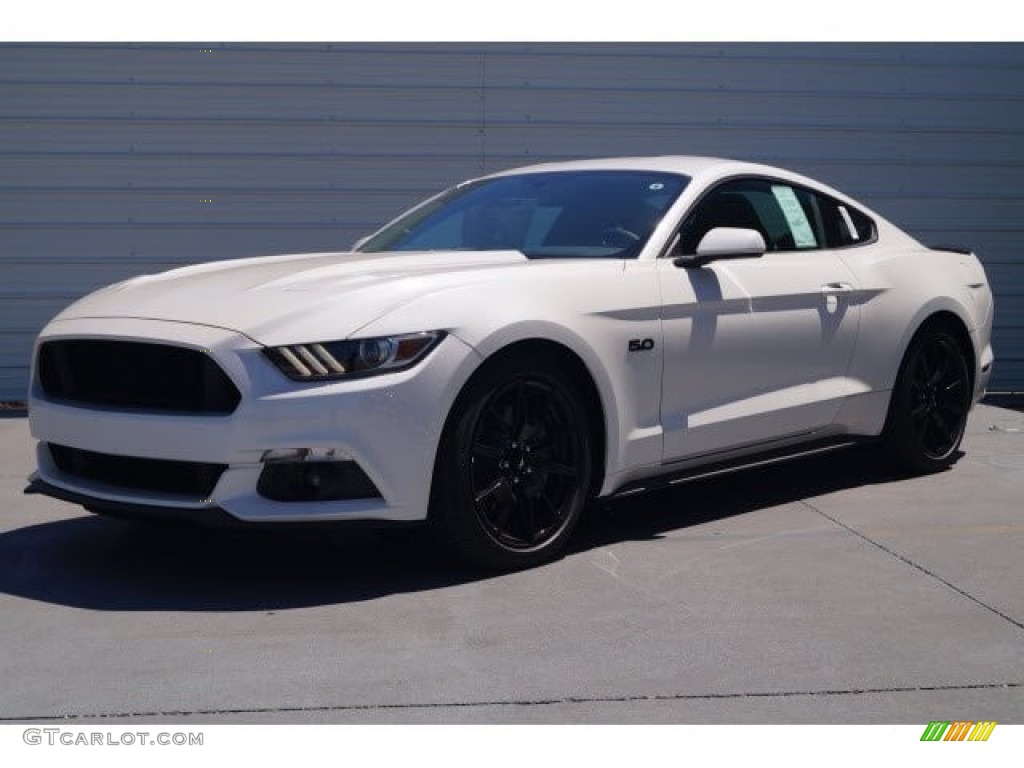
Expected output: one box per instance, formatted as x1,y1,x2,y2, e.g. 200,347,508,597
481,155,869,214
486,155,773,180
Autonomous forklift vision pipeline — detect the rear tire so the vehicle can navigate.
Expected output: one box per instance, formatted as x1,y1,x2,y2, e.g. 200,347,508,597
882,324,971,474
431,354,593,571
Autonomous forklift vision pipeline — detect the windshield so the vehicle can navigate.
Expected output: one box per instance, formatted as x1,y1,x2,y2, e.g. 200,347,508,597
357,170,690,258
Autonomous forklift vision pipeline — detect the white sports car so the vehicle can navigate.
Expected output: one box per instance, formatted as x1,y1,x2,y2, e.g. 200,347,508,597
25,156,995,569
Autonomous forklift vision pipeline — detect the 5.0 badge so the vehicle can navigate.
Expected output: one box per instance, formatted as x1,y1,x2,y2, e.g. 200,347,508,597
628,338,655,352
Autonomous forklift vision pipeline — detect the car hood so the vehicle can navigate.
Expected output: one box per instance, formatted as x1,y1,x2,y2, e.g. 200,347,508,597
54,250,529,345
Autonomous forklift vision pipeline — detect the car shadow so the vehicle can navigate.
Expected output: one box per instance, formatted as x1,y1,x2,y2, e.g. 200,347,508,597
0,445,914,612
575,443,917,548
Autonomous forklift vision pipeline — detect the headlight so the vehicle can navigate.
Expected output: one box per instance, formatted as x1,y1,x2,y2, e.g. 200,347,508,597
264,331,445,381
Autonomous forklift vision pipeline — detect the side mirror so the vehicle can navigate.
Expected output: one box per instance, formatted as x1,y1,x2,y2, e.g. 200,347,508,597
673,227,766,268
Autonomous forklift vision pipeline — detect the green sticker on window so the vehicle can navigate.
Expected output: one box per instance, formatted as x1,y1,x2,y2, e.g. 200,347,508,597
771,185,817,248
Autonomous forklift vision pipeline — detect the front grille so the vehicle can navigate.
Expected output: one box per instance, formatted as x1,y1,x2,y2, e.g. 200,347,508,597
48,443,226,497
38,339,240,414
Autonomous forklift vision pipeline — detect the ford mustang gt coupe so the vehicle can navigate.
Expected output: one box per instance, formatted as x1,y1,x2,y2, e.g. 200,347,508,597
25,156,995,569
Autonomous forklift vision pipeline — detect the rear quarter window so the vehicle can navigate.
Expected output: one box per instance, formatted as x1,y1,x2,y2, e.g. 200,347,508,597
818,197,876,248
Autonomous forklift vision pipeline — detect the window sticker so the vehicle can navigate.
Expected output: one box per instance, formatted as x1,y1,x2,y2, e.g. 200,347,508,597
837,205,860,241
770,185,817,248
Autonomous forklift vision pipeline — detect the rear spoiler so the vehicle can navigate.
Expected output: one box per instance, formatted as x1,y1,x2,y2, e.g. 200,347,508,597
928,244,974,255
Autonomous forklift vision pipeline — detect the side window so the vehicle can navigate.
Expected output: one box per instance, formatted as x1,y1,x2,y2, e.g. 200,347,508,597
766,184,822,251
816,195,876,247
677,178,825,255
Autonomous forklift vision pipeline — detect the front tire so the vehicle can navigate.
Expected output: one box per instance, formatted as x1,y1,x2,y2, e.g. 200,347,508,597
431,355,593,570
883,324,971,473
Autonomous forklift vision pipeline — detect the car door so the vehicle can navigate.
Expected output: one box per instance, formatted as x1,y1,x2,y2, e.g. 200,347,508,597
657,177,861,461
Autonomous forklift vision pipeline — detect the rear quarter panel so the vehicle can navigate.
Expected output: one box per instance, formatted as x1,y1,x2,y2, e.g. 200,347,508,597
839,237,993,404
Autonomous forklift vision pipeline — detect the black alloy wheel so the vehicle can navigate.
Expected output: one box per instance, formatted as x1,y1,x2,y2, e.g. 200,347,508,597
433,356,593,570
884,325,971,473
469,376,585,550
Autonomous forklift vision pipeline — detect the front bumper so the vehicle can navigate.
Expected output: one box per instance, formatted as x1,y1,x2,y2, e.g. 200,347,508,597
27,317,478,523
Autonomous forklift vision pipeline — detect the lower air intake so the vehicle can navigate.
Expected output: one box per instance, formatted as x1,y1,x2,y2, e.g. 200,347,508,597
48,443,226,497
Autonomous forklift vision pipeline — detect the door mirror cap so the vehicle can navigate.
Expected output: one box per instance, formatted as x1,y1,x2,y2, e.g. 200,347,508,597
673,227,766,268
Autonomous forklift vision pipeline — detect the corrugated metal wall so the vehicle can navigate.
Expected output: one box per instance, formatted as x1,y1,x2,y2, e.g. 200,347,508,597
2,42,1022,398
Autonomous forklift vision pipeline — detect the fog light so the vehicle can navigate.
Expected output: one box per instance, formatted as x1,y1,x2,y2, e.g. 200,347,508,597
256,452,381,502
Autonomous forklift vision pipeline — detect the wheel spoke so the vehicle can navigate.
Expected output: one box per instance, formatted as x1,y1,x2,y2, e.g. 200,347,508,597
937,397,966,420
534,458,579,479
522,492,538,540
941,378,963,394
537,490,564,525
472,441,504,461
927,360,950,388
474,476,507,506
910,402,929,424
484,402,514,441
910,353,930,387
927,410,953,450
490,490,516,533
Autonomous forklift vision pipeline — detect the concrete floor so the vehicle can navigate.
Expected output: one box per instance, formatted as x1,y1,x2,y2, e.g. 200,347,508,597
0,404,1021,723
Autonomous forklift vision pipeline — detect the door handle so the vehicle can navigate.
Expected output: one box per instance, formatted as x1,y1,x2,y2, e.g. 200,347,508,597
821,282,854,295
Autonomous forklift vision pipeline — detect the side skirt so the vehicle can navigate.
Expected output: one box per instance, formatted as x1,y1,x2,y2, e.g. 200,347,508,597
608,436,868,499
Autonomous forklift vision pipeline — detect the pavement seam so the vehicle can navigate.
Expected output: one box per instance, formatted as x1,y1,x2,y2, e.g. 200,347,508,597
3,682,1021,721
800,500,1024,632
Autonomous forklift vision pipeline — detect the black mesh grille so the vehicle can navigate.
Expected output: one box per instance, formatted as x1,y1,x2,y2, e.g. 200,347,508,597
38,340,240,414
48,443,226,497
